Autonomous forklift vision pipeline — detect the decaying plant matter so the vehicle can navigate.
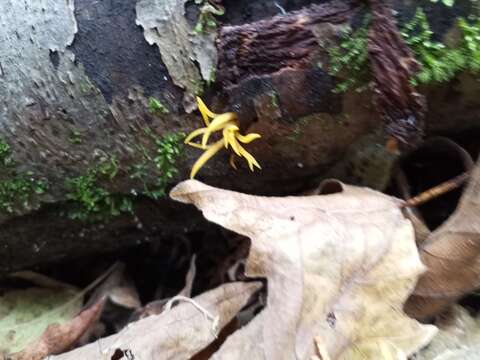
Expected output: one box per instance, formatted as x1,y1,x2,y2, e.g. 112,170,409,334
405,157,480,320
217,1,358,87
170,180,437,359
1,0,479,359
49,180,438,359
367,0,426,147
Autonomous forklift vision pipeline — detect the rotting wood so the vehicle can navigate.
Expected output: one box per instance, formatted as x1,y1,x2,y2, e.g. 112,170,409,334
367,0,426,148
217,0,360,87
0,0,477,273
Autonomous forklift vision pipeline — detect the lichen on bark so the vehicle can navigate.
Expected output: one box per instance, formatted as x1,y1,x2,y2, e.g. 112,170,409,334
135,0,218,112
0,0,478,274
0,0,110,218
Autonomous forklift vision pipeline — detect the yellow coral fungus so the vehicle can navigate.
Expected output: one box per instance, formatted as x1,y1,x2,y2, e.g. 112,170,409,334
185,97,262,179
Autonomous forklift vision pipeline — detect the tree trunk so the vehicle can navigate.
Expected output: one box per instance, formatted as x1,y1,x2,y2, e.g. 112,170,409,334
0,0,478,272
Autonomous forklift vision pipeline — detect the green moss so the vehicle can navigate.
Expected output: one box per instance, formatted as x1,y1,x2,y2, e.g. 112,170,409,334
328,9,480,92
79,81,94,95
401,9,464,84
65,131,184,222
0,139,48,214
0,130,184,220
430,0,455,6
0,139,13,167
288,117,312,141
328,19,370,93
401,10,480,84
458,17,480,73
271,92,280,108
68,130,82,145
0,174,47,214
97,155,119,180
190,79,205,96
207,67,216,86
65,157,132,222
130,131,185,199
148,97,170,115
193,0,225,34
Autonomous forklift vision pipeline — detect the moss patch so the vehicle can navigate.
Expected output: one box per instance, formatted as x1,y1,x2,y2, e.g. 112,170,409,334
68,130,83,145
0,139,48,214
328,18,370,93
148,97,170,115
130,131,185,200
65,155,132,222
193,0,225,34
328,9,480,92
402,9,463,84
0,129,184,221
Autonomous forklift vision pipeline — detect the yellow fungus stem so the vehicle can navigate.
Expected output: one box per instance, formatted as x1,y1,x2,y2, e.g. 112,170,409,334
229,154,238,170
186,142,208,150
228,135,243,157
237,143,261,171
237,133,262,143
222,125,239,149
200,113,237,148
185,128,208,144
196,96,217,126
190,139,225,179
187,97,262,178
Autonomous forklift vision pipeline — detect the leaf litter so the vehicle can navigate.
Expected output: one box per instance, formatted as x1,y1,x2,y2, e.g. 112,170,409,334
406,157,480,320
170,179,437,359
6,149,480,359
51,281,262,359
0,264,117,359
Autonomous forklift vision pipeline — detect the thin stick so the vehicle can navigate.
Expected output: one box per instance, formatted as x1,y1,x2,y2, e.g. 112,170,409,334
403,171,471,208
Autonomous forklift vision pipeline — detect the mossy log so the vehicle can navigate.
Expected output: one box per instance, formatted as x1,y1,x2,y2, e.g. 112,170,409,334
0,0,478,272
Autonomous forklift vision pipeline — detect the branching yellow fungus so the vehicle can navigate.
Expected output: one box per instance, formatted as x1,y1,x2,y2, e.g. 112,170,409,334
185,97,262,179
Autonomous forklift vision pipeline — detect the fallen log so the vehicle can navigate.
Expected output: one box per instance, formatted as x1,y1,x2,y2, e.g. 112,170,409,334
0,0,478,271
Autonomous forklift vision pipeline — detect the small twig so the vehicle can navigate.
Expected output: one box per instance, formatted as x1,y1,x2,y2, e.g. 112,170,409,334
165,295,220,337
403,171,471,208
395,166,425,222
274,2,287,15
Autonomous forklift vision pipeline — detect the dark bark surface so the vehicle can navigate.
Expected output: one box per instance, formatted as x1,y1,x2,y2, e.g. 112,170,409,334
70,0,184,105
0,0,478,273
218,0,357,87
368,0,426,147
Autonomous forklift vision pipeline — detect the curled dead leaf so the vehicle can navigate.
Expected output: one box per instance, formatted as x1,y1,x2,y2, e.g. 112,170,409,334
0,287,83,358
11,298,105,360
405,158,480,319
171,180,437,359
50,282,262,360
87,262,141,311
0,263,119,359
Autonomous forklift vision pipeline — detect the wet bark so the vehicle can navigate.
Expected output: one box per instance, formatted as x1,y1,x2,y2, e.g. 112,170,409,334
0,0,478,272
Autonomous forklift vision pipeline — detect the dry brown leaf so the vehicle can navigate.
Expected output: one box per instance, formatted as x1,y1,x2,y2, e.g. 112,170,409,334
179,254,197,297
11,298,105,360
9,271,78,290
87,262,140,311
50,281,262,360
0,264,119,359
192,318,240,360
78,263,141,337
405,159,480,319
171,180,437,359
